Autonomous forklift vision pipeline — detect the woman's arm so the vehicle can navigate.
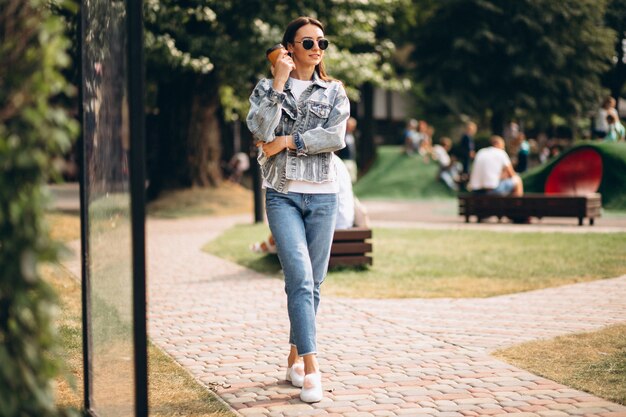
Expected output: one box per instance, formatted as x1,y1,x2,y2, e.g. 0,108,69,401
246,78,284,143
246,53,295,143
293,84,350,156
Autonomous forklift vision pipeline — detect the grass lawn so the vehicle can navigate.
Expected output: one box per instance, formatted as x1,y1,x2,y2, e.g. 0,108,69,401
353,145,456,200
494,324,626,406
204,224,626,298
147,183,252,218
45,213,234,417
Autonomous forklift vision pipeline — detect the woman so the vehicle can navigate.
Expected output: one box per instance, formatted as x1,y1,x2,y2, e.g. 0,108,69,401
246,16,349,403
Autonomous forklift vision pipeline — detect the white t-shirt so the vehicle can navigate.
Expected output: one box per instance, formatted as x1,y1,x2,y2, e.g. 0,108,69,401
469,147,512,190
595,108,609,132
333,154,355,229
264,77,339,194
289,77,311,101
432,144,451,168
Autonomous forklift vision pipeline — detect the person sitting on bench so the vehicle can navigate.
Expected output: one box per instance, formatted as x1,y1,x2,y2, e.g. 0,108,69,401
468,135,524,196
251,155,369,254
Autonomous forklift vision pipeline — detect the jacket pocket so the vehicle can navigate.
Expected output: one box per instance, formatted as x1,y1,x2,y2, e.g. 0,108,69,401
306,100,332,130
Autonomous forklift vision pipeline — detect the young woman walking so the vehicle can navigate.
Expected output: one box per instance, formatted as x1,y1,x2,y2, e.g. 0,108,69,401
246,16,350,403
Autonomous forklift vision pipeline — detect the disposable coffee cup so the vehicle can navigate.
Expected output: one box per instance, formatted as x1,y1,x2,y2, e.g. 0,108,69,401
266,43,284,65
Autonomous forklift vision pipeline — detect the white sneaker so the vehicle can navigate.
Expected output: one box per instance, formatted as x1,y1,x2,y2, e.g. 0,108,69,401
300,372,323,403
285,362,304,388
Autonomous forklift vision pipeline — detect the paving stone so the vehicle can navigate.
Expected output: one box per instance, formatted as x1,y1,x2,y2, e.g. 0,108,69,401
72,215,626,417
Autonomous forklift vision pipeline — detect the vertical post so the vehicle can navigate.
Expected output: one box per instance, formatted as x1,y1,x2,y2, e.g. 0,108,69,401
78,2,94,411
359,82,375,172
251,146,264,223
127,0,148,415
233,117,241,154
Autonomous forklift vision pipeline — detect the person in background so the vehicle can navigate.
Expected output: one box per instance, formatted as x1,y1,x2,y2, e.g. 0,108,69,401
504,120,520,145
469,135,523,196
594,96,616,139
417,120,433,162
227,151,250,183
337,117,358,183
513,132,530,173
459,121,477,178
251,155,362,254
402,118,420,155
431,137,461,191
604,113,626,142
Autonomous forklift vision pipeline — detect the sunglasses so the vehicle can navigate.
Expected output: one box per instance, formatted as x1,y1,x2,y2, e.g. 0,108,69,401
294,38,330,51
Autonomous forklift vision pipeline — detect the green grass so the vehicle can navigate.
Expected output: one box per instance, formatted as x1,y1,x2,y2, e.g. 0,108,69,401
147,183,252,218
353,145,456,200
45,213,234,416
204,224,626,298
494,323,626,406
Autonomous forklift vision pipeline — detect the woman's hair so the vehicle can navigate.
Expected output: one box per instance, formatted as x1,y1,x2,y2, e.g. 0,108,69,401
282,16,334,82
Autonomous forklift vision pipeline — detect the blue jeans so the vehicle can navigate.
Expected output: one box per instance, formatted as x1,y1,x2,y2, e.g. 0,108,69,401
265,189,338,356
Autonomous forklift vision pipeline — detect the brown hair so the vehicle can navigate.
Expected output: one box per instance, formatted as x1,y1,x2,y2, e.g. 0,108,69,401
282,16,334,82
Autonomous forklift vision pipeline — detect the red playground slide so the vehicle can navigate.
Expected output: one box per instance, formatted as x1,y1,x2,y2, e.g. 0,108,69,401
544,147,603,195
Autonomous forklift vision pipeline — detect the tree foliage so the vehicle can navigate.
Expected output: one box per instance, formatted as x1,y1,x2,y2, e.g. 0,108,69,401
604,0,626,101
143,0,409,190
0,0,79,415
145,0,406,112
412,0,615,131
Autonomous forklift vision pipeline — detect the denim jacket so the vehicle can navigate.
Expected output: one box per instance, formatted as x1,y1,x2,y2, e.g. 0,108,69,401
246,72,350,193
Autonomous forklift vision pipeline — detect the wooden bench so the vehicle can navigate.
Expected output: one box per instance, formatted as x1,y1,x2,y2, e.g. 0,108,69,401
458,193,602,226
329,228,373,267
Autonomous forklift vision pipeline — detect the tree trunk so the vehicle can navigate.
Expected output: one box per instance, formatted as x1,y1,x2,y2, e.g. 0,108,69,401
358,82,376,174
490,109,505,136
611,53,626,115
187,74,222,187
147,72,222,199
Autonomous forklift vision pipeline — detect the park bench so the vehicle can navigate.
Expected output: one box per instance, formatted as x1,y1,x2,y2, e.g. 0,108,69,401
459,145,604,226
458,193,602,226
329,228,373,267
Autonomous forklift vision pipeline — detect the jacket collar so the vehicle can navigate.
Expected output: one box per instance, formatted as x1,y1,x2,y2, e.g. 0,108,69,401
284,70,329,91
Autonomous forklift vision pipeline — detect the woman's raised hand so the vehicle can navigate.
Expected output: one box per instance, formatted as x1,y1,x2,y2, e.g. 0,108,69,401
272,50,295,91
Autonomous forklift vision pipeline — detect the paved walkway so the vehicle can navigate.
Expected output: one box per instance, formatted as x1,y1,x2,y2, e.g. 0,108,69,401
140,215,626,417
364,200,626,233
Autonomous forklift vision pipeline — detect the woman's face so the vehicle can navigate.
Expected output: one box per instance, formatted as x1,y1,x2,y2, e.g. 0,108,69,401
289,24,325,68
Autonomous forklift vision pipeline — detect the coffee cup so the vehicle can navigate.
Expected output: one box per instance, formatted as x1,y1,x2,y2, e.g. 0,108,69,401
266,43,285,66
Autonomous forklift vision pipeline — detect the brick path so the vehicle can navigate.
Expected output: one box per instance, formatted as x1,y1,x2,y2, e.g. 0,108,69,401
143,215,626,417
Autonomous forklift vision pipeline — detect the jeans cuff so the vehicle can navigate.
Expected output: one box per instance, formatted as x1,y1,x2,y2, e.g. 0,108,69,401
293,132,307,156
269,87,286,104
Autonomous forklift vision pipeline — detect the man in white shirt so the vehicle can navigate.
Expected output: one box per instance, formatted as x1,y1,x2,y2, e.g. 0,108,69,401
469,135,523,196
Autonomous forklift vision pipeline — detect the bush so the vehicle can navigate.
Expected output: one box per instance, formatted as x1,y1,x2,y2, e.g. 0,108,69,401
0,0,79,415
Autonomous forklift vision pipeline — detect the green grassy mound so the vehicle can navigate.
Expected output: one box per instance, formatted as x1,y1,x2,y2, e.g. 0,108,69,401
353,145,456,199
522,142,626,210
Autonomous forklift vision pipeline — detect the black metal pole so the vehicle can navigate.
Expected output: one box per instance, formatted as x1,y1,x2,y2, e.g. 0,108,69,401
78,1,94,412
359,82,375,172
127,0,148,415
250,146,264,223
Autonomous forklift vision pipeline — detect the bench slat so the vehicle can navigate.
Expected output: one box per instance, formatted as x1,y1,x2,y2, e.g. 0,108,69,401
331,242,373,255
329,255,373,268
333,228,372,241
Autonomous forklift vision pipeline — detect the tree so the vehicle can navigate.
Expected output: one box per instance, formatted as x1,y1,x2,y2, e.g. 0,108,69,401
0,0,79,415
604,0,626,110
143,0,407,195
412,0,615,134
